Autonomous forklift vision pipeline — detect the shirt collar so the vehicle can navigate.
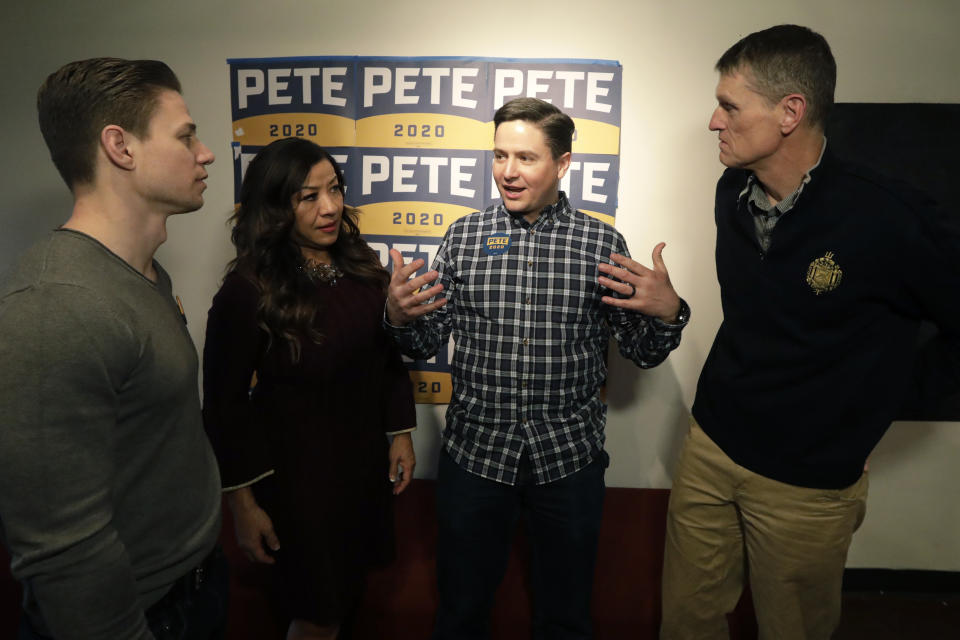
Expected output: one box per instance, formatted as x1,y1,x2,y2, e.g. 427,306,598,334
500,191,573,228
739,136,828,214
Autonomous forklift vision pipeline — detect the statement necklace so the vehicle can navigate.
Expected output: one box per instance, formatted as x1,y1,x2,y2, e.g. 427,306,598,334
299,258,343,286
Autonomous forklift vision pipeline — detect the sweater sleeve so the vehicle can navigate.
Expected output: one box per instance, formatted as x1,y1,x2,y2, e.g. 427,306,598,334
202,273,274,490
380,326,418,435
0,285,153,640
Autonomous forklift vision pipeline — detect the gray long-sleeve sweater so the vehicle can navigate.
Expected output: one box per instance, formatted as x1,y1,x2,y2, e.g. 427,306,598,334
0,229,221,639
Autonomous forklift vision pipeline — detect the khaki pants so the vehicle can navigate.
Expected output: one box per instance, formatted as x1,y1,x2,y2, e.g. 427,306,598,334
660,420,868,640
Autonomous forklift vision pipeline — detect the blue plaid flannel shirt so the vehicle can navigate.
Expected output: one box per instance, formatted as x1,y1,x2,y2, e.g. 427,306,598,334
387,193,689,485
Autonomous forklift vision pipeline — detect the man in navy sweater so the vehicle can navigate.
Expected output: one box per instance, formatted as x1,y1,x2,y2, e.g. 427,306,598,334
660,24,960,640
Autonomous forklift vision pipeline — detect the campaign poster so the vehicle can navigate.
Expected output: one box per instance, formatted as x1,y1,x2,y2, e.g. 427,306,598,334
228,56,623,403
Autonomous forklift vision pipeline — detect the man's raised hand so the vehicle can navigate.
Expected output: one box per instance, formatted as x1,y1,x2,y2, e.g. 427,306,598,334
598,242,681,323
386,248,448,326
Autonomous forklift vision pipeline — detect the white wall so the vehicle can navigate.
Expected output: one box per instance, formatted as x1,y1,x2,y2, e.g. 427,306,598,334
1,0,957,570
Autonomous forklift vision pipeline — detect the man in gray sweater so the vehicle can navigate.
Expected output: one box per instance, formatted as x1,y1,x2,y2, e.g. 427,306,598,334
0,58,223,639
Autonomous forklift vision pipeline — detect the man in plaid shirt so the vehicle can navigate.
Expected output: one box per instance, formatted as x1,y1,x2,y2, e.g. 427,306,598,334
386,97,690,640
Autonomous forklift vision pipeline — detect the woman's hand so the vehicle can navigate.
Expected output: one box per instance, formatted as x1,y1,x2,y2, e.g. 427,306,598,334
226,486,280,564
388,432,416,495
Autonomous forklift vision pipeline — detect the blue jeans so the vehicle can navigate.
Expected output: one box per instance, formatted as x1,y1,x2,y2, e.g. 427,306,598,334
432,450,607,640
18,546,229,640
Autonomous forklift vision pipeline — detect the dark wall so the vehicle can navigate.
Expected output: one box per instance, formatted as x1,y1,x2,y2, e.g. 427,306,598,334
827,103,960,421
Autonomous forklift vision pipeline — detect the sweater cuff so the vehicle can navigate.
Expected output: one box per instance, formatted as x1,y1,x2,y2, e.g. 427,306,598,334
222,469,275,492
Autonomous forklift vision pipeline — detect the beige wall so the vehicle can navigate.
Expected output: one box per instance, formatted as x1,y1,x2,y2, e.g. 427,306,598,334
1,0,957,570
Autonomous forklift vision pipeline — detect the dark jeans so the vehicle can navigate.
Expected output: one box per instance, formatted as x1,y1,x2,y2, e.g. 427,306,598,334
432,450,607,640
18,545,229,640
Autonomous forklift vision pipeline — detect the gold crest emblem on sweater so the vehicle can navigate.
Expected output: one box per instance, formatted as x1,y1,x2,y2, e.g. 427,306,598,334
806,252,842,295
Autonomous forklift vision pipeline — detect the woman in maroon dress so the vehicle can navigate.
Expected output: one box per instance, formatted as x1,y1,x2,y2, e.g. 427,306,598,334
202,137,416,640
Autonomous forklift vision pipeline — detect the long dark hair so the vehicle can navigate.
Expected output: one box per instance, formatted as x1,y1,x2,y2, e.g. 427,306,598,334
228,137,388,361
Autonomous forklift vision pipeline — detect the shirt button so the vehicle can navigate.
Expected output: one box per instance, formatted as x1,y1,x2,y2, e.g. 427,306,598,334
525,296,531,304
521,381,528,389
521,338,529,346
527,260,534,267
529,229,535,235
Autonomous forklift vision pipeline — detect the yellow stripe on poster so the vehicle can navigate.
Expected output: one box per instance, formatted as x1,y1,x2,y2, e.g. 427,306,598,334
581,209,616,226
232,113,356,147
409,371,452,404
357,114,493,150
230,113,617,155
357,201,477,237
356,115,618,154
571,119,620,155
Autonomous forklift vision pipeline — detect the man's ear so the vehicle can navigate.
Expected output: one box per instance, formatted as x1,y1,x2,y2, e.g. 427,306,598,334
779,93,807,135
100,124,136,171
556,151,572,180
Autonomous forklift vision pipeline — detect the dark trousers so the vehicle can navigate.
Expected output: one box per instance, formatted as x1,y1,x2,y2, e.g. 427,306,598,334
18,545,229,640
432,450,606,640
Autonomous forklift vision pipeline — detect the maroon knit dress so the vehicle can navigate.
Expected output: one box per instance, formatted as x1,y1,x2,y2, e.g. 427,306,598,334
202,270,416,624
